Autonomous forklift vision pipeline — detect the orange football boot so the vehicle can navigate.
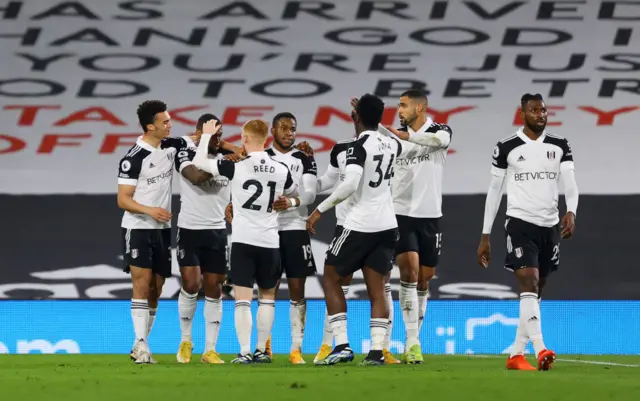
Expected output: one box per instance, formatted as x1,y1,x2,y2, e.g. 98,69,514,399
537,349,556,371
506,355,536,370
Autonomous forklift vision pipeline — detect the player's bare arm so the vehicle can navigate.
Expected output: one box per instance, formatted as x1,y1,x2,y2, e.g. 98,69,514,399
117,184,171,223
225,202,233,224
181,165,212,185
382,125,451,149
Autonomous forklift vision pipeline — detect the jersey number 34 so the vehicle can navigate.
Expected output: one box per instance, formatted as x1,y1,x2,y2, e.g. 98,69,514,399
369,154,395,188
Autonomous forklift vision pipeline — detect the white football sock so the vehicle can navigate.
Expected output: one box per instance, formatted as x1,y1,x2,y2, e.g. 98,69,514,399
328,312,348,346
147,308,157,337
417,289,429,332
510,314,529,357
370,318,388,351
257,300,275,352
131,298,149,343
400,281,419,347
178,288,198,342
521,292,546,356
383,284,393,350
235,300,252,355
321,312,333,346
204,296,222,352
290,298,306,352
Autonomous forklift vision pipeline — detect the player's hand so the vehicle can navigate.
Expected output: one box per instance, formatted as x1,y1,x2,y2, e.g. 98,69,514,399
384,126,410,141
477,235,491,268
147,207,172,223
295,141,314,157
350,96,359,110
225,203,233,224
202,119,221,135
561,212,576,239
306,209,322,234
224,153,245,163
272,196,292,212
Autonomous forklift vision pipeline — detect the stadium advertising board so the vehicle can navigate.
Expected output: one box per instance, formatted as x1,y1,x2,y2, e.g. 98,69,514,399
1,300,638,355
0,0,638,194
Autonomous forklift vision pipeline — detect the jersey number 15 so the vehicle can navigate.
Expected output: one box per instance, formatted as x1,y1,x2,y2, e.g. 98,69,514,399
242,179,277,213
369,154,394,188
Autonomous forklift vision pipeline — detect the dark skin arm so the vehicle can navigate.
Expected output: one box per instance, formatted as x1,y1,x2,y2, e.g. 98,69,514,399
181,165,212,185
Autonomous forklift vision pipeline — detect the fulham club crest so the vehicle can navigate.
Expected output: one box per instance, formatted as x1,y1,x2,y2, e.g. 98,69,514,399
547,151,556,160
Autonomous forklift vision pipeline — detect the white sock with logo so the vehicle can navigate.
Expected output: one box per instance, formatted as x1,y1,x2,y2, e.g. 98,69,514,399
520,292,546,357
178,288,198,342
131,298,149,343
383,284,394,350
328,312,348,346
235,300,252,355
400,281,419,348
204,297,222,352
257,300,275,353
417,289,429,332
370,318,389,351
290,298,307,352
147,308,157,337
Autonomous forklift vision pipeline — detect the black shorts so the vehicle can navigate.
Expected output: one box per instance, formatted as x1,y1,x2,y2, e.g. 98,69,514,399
395,215,442,267
279,230,317,279
229,242,281,289
504,217,561,278
176,227,228,275
121,228,172,278
325,225,398,277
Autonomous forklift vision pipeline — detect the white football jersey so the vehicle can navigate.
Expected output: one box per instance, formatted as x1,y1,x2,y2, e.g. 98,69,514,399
118,136,186,229
265,147,317,231
211,151,296,248
175,137,230,230
492,128,575,227
392,118,452,218
343,130,402,233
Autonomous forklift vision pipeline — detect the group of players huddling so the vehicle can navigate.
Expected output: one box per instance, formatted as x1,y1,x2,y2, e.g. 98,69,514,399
117,90,578,370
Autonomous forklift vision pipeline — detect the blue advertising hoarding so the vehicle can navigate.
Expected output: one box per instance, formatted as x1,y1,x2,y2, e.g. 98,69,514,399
0,300,637,355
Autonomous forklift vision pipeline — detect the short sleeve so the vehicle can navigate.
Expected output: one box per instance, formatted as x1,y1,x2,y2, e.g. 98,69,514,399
329,144,341,168
292,152,318,176
118,156,143,186
217,159,235,180
346,142,367,167
175,148,195,173
160,137,187,150
491,142,508,170
561,138,574,164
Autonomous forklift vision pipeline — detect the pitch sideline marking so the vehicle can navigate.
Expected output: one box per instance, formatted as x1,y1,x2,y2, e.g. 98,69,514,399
466,354,639,368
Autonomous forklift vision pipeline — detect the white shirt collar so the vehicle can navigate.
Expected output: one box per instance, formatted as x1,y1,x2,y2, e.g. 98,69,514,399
407,117,434,134
136,136,157,152
517,127,546,142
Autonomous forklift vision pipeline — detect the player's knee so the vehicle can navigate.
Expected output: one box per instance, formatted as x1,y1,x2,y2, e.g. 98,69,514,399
288,278,305,301
400,268,418,283
182,279,201,295
518,274,539,293
182,275,202,294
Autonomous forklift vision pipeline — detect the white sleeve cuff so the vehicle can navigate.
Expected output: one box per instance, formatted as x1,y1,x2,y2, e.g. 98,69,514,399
118,178,137,186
